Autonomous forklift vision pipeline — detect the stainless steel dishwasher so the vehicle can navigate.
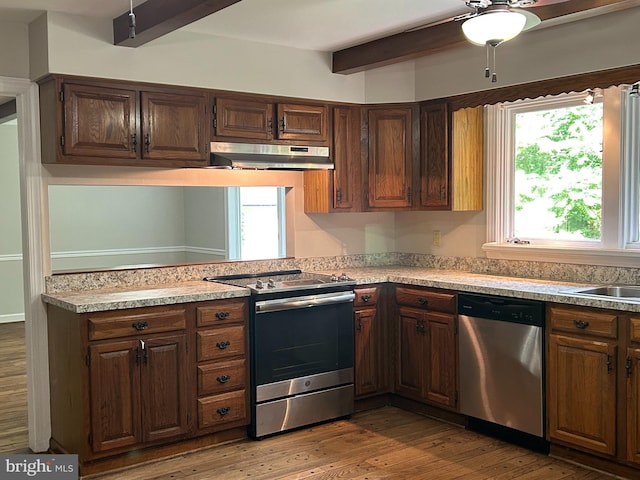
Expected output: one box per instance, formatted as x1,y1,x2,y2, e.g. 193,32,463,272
458,293,547,451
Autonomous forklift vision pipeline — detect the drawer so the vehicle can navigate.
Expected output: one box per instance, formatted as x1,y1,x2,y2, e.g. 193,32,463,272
197,325,245,362
198,359,246,396
196,299,247,327
87,307,186,341
354,287,379,307
395,287,455,313
549,305,618,338
198,390,247,430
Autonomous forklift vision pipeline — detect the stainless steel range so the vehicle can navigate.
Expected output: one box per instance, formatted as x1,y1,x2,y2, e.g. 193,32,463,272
205,270,356,438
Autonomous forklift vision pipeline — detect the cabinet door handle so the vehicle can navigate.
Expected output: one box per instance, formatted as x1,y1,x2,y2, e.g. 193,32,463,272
356,319,362,331
361,295,372,303
132,321,148,331
215,311,230,320
417,298,428,306
416,320,425,333
606,354,613,373
131,133,137,152
144,133,151,152
216,406,231,416
627,357,633,377
268,118,273,136
216,374,231,384
216,340,231,350
573,319,589,329
280,117,286,133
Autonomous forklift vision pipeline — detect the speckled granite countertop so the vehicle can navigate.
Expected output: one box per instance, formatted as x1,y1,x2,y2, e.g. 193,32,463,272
41,267,640,314
42,280,249,313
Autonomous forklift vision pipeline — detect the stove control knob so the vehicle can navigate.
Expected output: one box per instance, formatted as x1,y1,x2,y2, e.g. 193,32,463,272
267,278,276,289
339,273,351,281
330,274,339,282
255,279,264,289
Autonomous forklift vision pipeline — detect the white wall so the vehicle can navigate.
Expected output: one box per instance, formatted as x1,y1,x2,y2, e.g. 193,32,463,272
39,12,366,103
0,22,29,78
0,122,24,321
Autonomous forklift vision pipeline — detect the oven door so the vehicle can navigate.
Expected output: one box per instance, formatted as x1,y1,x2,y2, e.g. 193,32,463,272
253,291,355,398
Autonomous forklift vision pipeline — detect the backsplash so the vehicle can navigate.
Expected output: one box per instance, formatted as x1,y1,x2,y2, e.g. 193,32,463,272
44,253,640,293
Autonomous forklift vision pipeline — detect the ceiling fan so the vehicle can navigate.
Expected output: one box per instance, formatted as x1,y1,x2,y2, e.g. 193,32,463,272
456,0,570,82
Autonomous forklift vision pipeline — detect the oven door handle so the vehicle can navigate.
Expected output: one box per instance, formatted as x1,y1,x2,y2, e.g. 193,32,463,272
255,291,355,314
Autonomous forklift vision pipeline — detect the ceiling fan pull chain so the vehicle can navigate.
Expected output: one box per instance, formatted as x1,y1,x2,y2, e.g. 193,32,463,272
485,43,490,79
491,45,497,83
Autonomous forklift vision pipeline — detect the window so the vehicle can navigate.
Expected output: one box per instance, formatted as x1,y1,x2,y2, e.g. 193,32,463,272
227,187,286,261
484,84,640,266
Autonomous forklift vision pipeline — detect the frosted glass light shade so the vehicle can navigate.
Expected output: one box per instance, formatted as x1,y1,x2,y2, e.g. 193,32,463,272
462,10,527,46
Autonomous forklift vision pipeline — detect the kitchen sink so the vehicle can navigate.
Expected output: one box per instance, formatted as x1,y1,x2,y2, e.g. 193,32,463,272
570,285,640,300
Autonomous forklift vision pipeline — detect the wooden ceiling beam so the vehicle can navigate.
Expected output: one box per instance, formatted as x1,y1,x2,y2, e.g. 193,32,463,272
113,0,242,47
331,0,635,74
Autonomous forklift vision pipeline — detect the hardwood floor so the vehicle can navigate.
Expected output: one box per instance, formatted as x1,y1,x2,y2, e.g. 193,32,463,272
0,322,622,479
90,407,615,480
0,321,29,454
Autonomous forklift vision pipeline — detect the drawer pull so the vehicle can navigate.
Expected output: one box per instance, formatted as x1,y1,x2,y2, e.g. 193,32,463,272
132,321,149,331
217,374,231,384
573,319,590,329
216,340,231,350
417,298,428,306
361,295,372,303
215,311,230,320
217,406,231,416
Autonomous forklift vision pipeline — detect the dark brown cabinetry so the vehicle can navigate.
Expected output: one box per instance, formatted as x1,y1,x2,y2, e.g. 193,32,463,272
39,76,209,167
47,298,250,472
394,287,458,409
420,101,449,209
214,96,328,144
353,286,389,398
548,304,618,456
194,298,249,433
364,107,416,210
627,317,640,465
304,106,361,213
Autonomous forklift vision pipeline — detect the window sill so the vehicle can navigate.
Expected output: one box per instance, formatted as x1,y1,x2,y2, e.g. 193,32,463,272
482,242,640,268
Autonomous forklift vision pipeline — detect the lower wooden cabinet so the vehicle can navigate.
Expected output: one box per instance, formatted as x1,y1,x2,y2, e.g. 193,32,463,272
47,298,249,469
88,333,189,453
353,286,388,398
547,304,640,474
394,286,458,410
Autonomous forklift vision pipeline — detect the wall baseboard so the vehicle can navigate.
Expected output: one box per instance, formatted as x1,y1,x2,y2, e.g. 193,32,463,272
0,312,25,323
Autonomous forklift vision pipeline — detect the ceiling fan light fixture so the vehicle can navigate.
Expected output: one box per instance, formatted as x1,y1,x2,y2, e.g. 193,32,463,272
462,10,527,46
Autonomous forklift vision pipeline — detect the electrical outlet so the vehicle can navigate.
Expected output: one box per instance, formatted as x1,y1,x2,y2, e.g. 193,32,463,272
433,230,441,247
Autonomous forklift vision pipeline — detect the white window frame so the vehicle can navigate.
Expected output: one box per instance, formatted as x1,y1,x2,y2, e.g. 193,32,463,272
483,85,640,267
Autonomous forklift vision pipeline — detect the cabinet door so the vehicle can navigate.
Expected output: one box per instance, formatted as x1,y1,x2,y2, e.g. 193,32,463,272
548,334,616,455
141,334,190,443
627,347,640,464
420,102,450,209
366,108,413,209
451,107,483,211
425,312,457,408
62,83,137,159
214,97,273,140
354,307,379,397
141,91,208,163
395,307,425,399
276,103,328,142
303,106,361,213
89,340,141,453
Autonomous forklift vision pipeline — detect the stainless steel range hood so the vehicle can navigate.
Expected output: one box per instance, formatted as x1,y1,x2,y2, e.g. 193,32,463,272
210,142,333,170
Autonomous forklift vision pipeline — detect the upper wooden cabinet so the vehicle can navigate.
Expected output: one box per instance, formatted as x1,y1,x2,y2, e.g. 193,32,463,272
304,106,361,213
365,106,417,210
213,96,328,144
39,76,209,167
141,91,208,162
419,101,483,211
420,102,450,209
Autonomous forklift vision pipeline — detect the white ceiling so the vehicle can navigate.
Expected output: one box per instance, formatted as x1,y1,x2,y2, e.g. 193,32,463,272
0,0,468,51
